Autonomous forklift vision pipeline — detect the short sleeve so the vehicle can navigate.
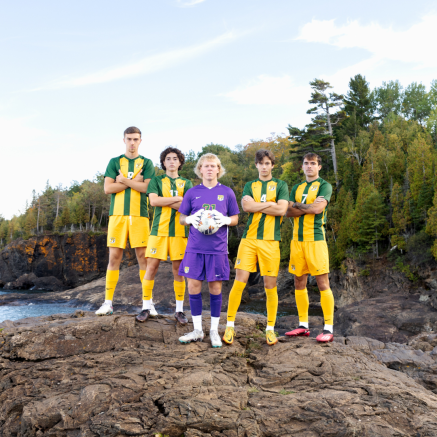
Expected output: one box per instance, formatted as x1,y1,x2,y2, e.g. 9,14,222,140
147,177,160,195
242,182,253,197
179,192,192,216
277,181,289,201
289,184,298,202
184,180,193,195
142,159,155,180
227,189,240,216
318,181,333,203
104,158,117,180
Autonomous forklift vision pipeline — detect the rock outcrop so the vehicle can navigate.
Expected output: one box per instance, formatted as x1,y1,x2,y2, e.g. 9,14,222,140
1,312,437,436
0,234,136,289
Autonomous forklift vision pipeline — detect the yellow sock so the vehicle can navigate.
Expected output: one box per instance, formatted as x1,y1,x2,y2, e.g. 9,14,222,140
320,289,334,325
142,279,154,301
105,270,119,301
139,269,146,283
295,288,309,324
174,280,185,301
227,280,246,322
265,287,278,328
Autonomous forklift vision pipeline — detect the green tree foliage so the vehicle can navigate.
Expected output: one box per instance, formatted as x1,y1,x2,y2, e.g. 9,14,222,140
402,82,432,124
372,80,403,119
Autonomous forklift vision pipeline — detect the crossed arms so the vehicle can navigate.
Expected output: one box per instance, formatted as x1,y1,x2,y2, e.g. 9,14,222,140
241,195,288,216
104,171,151,195
286,196,327,217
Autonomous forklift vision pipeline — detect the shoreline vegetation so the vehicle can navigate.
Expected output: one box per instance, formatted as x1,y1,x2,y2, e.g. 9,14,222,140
1,75,437,273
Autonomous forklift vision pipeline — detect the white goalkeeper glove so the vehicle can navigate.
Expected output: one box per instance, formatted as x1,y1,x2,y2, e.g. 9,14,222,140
211,210,231,227
185,209,204,229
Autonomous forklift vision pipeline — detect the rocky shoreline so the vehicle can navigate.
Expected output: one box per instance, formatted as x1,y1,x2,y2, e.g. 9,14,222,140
1,311,437,436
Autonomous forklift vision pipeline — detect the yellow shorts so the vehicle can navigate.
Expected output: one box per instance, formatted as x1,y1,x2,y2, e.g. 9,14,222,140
235,239,280,277
107,215,149,249
147,236,187,261
289,240,329,277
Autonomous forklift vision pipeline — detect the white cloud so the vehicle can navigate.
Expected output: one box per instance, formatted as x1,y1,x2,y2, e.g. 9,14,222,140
36,30,238,90
222,75,308,105
296,15,437,69
177,0,207,7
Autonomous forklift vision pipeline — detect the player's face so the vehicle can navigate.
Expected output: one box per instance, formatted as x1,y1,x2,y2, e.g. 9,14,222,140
123,133,142,154
256,156,274,178
200,160,219,181
302,158,321,178
165,153,181,172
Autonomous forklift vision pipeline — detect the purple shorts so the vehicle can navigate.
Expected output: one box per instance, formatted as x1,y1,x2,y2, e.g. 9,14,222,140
179,252,230,282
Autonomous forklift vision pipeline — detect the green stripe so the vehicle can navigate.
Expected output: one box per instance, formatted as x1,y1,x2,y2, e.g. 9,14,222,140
169,179,176,237
109,193,115,215
140,193,148,217
242,213,254,238
151,207,162,236
256,182,268,240
297,183,310,241
274,216,281,241
123,160,135,215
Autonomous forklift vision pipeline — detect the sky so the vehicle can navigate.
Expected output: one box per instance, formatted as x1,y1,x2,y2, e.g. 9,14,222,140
1,0,436,219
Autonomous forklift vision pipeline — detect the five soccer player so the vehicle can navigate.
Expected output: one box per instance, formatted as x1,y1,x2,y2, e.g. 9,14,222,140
97,126,335,346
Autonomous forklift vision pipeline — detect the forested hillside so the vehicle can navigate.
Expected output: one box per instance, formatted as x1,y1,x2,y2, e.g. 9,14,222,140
1,75,437,271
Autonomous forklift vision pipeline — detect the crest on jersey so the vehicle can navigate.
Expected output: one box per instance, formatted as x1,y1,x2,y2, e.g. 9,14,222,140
269,186,276,191
184,267,190,273
217,195,224,201
291,265,295,271
236,259,241,265
311,186,318,191
136,163,143,168
178,183,185,188
150,248,157,255
110,238,116,244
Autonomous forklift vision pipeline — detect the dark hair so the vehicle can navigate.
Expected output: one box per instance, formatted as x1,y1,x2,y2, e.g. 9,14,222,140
124,126,141,137
160,147,185,171
303,152,322,166
255,149,275,165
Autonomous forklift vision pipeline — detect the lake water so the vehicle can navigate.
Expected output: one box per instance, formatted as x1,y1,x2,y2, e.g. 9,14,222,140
0,289,322,323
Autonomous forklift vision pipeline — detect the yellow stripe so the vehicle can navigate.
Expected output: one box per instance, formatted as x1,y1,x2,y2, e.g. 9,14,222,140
293,183,306,240
246,182,262,239
302,181,320,241
158,177,172,235
175,178,186,237
263,181,278,240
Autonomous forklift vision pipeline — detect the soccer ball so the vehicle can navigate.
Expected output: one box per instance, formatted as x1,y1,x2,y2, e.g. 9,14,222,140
197,210,220,235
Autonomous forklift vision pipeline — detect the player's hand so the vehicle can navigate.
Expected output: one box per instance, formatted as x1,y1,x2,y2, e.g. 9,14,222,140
133,172,144,182
210,210,231,227
116,170,128,184
242,195,254,202
171,196,184,203
185,209,204,229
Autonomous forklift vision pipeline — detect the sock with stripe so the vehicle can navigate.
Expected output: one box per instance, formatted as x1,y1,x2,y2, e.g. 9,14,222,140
142,279,154,310
139,269,146,283
295,288,309,328
189,293,203,332
174,280,185,312
105,270,119,302
265,287,278,330
320,288,334,330
226,280,246,326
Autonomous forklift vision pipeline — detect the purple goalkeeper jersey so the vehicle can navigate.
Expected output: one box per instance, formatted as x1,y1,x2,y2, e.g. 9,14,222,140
179,183,240,255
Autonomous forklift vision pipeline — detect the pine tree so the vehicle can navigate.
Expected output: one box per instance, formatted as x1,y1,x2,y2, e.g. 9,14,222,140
390,183,407,250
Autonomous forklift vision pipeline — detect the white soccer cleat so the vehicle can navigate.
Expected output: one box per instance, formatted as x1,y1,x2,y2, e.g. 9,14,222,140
95,302,113,316
210,330,222,348
179,329,204,344
150,301,158,317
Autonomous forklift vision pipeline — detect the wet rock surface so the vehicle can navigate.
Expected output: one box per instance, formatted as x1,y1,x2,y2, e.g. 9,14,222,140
2,313,437,436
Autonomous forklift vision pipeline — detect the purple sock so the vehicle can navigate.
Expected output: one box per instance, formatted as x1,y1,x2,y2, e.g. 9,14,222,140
210,293,222,318
189,293,203,316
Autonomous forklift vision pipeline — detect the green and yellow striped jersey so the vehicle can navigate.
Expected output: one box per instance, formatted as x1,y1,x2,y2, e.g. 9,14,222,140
105,154,155,217
289,177,332,242
241,178,289,241
147,174,193,237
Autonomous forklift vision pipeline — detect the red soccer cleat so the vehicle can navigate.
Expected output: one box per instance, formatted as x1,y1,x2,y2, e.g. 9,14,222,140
316,330,334,343
285,326,310,337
